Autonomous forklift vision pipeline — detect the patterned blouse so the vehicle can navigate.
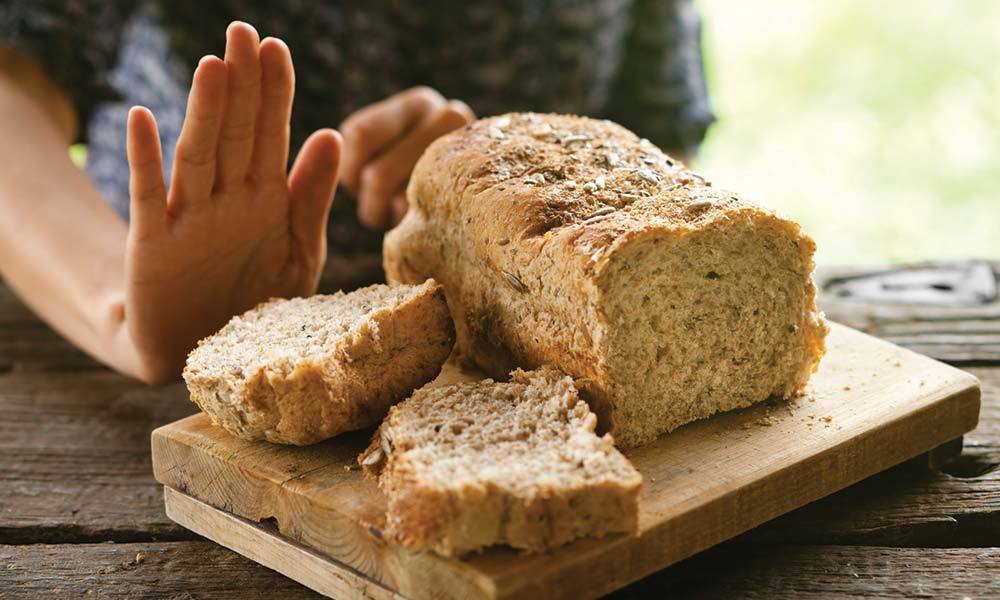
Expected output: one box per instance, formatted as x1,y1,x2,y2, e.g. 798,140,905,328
0,0,714,254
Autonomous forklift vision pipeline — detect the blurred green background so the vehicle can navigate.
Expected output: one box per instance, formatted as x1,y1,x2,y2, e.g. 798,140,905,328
71,1,997,266
695,0,999,265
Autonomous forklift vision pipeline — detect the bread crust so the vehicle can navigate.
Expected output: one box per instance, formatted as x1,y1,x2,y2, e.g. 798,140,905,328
384,113,828,447
359,368,642,556
183,282,455,445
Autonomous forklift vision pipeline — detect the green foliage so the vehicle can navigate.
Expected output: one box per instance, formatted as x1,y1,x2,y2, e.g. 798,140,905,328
69,144,87,168
696,0,999,263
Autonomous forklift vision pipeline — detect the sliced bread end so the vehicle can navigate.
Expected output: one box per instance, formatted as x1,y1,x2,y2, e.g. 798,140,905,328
184,280,455,445
359,367,642,556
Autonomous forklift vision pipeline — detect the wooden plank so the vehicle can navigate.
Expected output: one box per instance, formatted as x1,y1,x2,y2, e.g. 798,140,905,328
152,323,981,600
164,488,402,600
752,365,1000,547
0,323,102,373
747,457,1000,547
817,262,1000,364
160,488,1000,600
0,371,197,543
0,541,323,599
0,284,102,372
962,366,1000,450
611,541,1000,599
2,539,996,600
0,359,990,553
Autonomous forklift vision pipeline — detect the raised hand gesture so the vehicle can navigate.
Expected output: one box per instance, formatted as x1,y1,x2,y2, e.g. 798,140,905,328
124,22,342,381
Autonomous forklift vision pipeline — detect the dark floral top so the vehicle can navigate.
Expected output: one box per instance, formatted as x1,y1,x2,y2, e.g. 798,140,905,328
1,0,713,254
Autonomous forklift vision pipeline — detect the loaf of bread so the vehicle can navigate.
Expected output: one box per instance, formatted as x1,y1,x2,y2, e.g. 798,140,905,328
385,113,828,448
183,281,454,445
358,367,642,556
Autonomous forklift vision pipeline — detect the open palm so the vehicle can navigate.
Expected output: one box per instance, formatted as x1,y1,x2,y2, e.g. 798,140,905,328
124,22,342,381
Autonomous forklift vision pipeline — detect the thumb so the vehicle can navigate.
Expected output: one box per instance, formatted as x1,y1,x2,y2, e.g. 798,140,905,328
288,129,342,257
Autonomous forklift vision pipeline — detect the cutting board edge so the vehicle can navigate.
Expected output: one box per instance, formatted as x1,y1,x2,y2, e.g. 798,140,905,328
534,379,981,600
151,322,984,600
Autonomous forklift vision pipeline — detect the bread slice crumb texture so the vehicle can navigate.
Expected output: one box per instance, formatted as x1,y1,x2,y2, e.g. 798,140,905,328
361,367,642,556
188,283,425,380
184,280,455,445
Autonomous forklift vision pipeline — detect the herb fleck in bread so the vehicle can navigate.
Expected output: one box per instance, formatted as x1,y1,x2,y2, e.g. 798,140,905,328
359,367,642,556
384,112,828,448
183,281,454,445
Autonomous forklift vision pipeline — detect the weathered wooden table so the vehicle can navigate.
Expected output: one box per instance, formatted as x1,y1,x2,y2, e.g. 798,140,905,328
2,259,998,598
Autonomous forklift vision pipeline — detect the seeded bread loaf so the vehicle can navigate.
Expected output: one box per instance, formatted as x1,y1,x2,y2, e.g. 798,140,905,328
384,113,828,448
359,367,642,556
183,281,454,445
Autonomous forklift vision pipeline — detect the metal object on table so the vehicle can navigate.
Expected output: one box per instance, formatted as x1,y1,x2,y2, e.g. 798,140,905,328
824,260,997,306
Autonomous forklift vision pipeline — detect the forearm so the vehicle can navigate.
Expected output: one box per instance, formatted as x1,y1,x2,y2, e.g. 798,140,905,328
0,74,147,380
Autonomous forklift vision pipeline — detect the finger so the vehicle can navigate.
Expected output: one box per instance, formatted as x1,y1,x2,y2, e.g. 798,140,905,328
357,100,472,230
126,106,167,236
250,37,294,180
216,21,261,190
289,129,342,258
389,192,408,227
170,55,228,207
339,86,446,193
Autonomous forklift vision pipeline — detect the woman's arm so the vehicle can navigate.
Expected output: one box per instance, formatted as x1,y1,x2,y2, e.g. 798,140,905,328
0,22,472,383
0,23,343,383
0,55,143,377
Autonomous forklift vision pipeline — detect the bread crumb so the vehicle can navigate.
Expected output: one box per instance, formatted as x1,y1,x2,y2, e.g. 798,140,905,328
343,464,353,471
134,552,145,566
842,385,851,391
821,415,833,423
893,361,901,367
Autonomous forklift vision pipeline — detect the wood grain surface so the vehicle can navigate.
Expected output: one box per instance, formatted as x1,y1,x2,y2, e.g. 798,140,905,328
2,260,998,599
2,541,996,600
162,487,1000,600
816,262,1000,364
151,323,981,600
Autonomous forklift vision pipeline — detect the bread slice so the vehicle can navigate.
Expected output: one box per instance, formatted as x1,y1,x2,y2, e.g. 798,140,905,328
384,112,828,448
183,281,454,445
359,367,642,556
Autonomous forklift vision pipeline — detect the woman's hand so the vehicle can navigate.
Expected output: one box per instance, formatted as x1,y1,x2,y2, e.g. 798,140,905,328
339,87,474,230
124,22,342,381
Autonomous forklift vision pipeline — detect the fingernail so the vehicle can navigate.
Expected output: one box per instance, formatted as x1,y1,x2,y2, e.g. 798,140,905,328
228,21,259,40
322,128,342,143
448,99,475,120
198,54,219,65
261,36,287,49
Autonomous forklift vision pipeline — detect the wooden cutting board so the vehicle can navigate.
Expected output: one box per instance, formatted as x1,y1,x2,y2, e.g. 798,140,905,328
151,323,981,600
